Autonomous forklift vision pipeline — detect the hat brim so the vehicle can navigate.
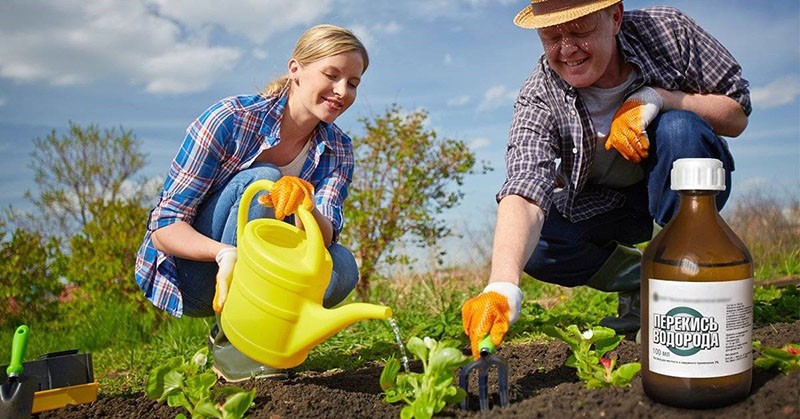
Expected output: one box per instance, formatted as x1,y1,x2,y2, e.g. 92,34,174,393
514,0,621,29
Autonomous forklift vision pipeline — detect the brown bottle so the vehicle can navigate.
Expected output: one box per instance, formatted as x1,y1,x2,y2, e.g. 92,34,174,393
641,158,753,408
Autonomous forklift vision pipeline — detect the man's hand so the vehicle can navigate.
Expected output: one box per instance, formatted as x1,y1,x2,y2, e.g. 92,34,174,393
461,282,523,360
606,86,663,163
258,176,315,220
212,247,237,313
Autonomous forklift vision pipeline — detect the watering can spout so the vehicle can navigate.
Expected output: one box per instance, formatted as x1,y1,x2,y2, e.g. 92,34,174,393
291,302,393,356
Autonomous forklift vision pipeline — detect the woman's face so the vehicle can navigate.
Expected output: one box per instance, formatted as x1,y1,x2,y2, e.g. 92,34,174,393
538,6,623,88
288,51,365,124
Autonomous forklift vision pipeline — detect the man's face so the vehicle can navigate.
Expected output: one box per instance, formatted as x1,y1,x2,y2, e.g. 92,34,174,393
537,6,623,88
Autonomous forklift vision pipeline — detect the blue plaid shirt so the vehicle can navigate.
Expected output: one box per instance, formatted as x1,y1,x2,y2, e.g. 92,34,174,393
135,92,354,316
498,6,751,222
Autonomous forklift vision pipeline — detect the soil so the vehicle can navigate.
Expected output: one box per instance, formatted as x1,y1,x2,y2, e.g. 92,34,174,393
39,321,799,419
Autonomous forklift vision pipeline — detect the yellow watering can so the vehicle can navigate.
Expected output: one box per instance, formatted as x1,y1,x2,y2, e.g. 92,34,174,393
220,179,392,369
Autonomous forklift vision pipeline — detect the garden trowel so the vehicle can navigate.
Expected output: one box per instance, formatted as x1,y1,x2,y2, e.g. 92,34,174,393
459,335,509,412
0,325,36,418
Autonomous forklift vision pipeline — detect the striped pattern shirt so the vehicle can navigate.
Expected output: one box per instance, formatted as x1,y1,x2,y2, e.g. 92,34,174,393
135,92,355,316
497,6,751,222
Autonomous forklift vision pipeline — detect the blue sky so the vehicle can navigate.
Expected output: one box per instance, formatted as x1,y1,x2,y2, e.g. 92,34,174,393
0,1,798,259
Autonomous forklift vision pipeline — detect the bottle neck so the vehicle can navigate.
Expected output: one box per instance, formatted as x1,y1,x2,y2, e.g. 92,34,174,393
677,190,720,218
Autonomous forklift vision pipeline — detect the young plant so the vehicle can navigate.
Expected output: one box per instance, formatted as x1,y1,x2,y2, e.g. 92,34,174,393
146,347,255,419
380,336,470,419
753,341,800,375
543,325,640,389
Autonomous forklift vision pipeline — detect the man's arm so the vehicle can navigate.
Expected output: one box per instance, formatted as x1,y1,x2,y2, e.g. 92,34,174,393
488,194,546,286
655,89,748,138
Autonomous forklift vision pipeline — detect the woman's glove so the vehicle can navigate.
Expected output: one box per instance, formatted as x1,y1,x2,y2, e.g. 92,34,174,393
606,86,663,163
461,282,523,360
258,176,315,220
212,247,237,313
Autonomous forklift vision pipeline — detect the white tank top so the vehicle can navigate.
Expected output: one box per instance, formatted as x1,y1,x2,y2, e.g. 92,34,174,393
577,70,644,188
278,139,313,177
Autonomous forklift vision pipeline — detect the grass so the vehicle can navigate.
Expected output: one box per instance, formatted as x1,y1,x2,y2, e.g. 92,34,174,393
0,189,796,399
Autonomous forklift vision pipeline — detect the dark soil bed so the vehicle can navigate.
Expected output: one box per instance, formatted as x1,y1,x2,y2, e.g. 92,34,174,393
40,321,799,418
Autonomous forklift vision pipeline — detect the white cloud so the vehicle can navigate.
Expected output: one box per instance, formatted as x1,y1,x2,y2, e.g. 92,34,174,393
751,76,800,109
447,95,471,106
148,0,333,44
0,97,6,107
0,0,334,94
468,137,491,150
444,54,453,65
374,21,402,35
252,48,268,60
477,85,516,111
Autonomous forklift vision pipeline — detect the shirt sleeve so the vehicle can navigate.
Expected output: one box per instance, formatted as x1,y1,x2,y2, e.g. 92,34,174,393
312,138,354,242
148,100,234,231
659,7,752,116
496,77,560,213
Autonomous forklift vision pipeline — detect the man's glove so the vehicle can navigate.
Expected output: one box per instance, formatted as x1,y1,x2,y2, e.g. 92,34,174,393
606,86,663,163
257,176,315,220
212,247,237,313
461,282,523,360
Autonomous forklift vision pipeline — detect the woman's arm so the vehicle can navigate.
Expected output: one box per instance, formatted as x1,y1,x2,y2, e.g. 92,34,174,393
151,221,229,261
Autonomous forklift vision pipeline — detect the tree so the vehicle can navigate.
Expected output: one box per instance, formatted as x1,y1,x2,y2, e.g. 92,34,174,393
340,105,491,297
0,225,64,327
25,121,147,235
59,198,153,314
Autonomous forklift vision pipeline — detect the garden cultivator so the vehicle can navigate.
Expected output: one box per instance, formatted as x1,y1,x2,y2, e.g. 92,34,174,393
459,336,508,412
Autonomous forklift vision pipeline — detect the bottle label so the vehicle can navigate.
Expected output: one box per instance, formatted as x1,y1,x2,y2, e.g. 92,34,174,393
647,278,753,378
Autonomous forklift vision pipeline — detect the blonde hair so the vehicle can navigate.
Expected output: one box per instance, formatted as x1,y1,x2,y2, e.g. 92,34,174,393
263,24,369,96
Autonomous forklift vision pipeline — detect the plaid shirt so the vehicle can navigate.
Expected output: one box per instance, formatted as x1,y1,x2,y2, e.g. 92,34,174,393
498,6,751,222
135,92,355,316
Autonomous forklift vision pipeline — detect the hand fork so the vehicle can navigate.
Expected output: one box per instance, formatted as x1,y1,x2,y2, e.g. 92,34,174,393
459,336,508,412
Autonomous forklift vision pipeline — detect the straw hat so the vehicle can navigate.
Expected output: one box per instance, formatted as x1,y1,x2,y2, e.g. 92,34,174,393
514,0,621,29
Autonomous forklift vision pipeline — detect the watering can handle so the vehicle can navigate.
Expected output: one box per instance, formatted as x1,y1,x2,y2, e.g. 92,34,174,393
236,179,325,265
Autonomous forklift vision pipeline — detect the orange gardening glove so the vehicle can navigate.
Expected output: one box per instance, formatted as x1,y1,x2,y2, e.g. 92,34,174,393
606,86,663,163
212,247,237,313
461,282,523,360
257,176,315,220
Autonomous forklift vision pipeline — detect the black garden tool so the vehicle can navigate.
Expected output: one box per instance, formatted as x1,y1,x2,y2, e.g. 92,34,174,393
1,325,36,419
459,336,508,412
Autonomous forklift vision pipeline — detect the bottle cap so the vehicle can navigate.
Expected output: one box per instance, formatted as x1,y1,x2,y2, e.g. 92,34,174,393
670,158,726,191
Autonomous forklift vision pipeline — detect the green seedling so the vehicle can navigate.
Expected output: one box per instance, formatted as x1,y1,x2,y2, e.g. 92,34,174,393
753,340,800,375
380,336,470,419
543,325,640,389
146,347,255,419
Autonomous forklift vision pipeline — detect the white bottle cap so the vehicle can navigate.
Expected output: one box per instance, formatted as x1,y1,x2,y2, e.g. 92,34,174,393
670,158,726,191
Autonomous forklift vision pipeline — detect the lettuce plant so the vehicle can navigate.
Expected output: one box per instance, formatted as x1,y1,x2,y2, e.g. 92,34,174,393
543,325,640,389
380,336,470,419
753,341,800,375
146,347,255,419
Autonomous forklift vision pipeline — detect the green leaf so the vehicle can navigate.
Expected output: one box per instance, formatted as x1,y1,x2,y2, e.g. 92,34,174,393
380,358,401,390
193,401,223,418
406,336,428,361
222,390,256,419
611,363,641,386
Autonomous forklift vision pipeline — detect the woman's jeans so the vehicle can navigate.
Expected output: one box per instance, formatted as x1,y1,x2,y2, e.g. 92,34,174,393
524,110,735,287
174,163,360,317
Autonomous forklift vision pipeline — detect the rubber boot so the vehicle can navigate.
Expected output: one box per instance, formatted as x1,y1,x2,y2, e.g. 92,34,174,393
208,315,289,382
585,244,642,336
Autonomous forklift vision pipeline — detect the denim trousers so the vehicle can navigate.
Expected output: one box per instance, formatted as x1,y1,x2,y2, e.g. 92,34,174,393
175,163,360,317
524,110,734,287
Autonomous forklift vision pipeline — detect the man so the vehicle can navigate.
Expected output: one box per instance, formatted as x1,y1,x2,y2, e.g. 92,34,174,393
461,0,750,358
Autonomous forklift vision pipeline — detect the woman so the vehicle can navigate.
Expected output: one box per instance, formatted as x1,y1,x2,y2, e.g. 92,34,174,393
135,24,368,382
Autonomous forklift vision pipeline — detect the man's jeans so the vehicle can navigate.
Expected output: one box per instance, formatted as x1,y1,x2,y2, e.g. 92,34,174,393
174,163,360,317
524,110,734,287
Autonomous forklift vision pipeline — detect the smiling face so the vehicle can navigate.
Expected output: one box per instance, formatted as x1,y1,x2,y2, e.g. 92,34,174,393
537,5,624,88
287,51,365,124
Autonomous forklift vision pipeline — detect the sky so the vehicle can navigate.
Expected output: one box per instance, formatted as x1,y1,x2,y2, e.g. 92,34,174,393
0,1,798,264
